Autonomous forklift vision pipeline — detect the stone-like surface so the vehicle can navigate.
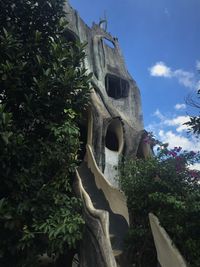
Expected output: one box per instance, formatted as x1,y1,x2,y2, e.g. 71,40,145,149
104,148,119,187
75,168,117,267
65,1,147,266
65,1,144,171
149,213,188,267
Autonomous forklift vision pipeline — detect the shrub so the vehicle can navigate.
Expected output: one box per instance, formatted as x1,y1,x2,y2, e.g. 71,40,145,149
118,136,200,267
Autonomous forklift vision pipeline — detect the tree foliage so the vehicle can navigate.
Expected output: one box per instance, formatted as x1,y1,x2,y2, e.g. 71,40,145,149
0,0,91,266
185,88,200,135
118,137,200,267
185,67,200,135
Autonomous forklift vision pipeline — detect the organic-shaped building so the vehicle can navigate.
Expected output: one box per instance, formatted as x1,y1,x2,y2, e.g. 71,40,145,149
64,2,149,266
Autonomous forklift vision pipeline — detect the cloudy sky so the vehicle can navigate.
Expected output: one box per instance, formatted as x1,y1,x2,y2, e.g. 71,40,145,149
70,0,200,153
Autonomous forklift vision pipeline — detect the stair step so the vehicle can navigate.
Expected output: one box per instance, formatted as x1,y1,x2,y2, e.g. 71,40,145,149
113,250,123,257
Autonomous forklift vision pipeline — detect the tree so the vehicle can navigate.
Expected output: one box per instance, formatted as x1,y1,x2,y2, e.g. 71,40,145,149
0,0,91,266
185,89,200,135
185,67,200,135
118,137,200,267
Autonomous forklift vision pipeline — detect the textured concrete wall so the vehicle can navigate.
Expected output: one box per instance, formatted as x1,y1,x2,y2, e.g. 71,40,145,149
104,148,119,187
86,145,129,224
65,2,146,266
149,213,188,267
64,1,145,174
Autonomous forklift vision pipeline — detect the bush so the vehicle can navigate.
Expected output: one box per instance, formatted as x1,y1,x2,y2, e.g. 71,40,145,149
118,137,200,267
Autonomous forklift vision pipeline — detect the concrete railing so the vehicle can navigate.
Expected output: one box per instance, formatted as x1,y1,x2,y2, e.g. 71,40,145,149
76,170,110,239
85,144,129,225
75,170,117,267
149,213,188,267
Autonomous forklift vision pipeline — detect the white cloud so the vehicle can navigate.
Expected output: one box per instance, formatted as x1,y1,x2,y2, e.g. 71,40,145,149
146,109,200,170
189,163,200,171
152,109,189,133
147,109,200,154
149,61,172,77
149,61,198,89
153,109,166,120
196,60,200,70
163,115,190,132
158,130,200,151
174,103,186,110
196,61,200,90
173,69,194,89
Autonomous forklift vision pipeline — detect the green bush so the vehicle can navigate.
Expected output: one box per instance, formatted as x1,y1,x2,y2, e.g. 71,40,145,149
118,138,200,267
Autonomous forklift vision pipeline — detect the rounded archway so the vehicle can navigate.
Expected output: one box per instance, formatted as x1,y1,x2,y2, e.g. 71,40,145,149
105,119,124,153
104,118,124,187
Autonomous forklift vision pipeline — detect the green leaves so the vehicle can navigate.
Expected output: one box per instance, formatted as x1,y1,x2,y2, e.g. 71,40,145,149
0,104,13,145
186,116,200,135
33,206,84,250
118,150,200,267
1,131,13,145
0,0,91,266
34,30,42,42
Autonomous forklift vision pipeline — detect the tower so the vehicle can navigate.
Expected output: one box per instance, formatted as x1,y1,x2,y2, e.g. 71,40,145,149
64,2,148,266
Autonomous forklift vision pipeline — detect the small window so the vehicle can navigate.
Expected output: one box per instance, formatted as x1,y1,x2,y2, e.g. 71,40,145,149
105,74,129,99
103,38,115,49
105,119,123,152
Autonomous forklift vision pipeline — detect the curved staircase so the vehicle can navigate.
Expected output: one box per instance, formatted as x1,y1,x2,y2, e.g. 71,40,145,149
78,161,128,258
76,145,129,266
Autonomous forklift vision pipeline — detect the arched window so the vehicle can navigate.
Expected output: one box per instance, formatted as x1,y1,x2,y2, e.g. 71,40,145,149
105,119,123,152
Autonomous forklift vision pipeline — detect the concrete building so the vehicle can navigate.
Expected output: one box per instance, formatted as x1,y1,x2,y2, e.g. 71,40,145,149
64,2,145,266
64,2,186,267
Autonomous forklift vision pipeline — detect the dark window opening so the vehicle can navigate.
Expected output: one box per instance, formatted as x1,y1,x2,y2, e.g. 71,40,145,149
105,74,129,99
105,130,119,151
103,38,115,49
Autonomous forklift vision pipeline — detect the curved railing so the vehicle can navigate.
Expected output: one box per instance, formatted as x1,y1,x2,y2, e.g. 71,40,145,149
75,169,117,267
76,169,110,239
85,144,129,225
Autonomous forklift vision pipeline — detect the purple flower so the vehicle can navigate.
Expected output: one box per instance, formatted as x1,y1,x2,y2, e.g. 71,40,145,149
168,151,177,157
188,170,199,178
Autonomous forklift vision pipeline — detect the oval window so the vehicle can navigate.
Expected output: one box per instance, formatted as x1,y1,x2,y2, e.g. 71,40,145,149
105,119,123,152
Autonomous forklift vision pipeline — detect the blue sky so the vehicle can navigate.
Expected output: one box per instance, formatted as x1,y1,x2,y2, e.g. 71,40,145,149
69,0,200,155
